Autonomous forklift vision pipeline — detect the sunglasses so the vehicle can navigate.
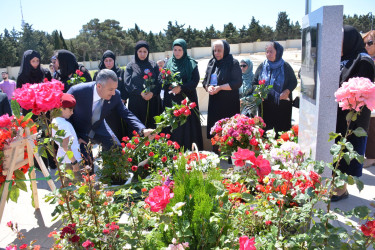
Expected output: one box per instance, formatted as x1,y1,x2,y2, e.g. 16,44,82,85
240,64,248,68
365,40,374,47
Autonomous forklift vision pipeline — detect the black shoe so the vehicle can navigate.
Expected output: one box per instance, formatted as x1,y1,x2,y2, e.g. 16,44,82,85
331,190,349,202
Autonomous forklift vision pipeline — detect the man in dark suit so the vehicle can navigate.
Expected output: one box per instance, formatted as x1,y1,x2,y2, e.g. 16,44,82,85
67,69,154,152
0,92,12,116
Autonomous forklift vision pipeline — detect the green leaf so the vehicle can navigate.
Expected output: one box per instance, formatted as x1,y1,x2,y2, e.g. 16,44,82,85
9,185,20,202
328,132,340,141
241,192,254,202
330,144,341,156
66,151,74,159
23,112,33,122
11,100,21,118
352,127,367,137
347,175,355,185
342,152,351,165
71,200,80,209
355,177,364,192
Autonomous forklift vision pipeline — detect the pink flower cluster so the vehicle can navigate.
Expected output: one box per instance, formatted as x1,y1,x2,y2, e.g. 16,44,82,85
167,238,189,249
232,148,271,179
239,236,256,250
145,185,174,212
13,79,64,115
210,115,265,152
335,77,375,112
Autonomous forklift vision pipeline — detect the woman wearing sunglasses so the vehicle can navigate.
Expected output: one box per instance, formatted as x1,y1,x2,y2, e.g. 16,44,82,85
332,26,375,201
363,30,375,62
362,30,375,168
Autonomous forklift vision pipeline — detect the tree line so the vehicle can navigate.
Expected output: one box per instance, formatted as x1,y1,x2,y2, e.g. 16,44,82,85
0,12,372,68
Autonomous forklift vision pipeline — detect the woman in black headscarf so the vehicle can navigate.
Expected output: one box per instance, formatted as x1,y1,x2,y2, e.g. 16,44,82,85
17,50,52,88
54,49,92,92
332,25,375,201
94,50,128,141
125,41,161,130
252,41,297,135
203,40,242,140
164,38,203,150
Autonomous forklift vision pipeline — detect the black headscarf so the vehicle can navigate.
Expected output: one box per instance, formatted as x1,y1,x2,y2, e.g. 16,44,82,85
98,50,119,71
18,50,44,84
340,25,371,83
204,40,234,85
135,41,150,65
341,25,367,62
273,41,284,62
57,50,79,80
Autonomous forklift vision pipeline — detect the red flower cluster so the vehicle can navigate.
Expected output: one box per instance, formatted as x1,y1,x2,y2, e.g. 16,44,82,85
232,148,271,179
256,170,321,207
186,152,207,165
0,115,37,188
223,179,247,194
103,222,120,236
259,79,266,85
75,69,84,77
361,220,375,238
60,223,80,243
279,125,299,143
13,79,64,115
160,68,172,79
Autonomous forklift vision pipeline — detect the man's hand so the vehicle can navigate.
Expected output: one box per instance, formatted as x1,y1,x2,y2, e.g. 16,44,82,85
143,128,155,140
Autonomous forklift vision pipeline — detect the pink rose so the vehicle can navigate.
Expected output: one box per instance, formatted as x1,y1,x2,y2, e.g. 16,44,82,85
82,240,94,249
239,236,256,250
232,148,256,167
145,185,174,212
252,155,271,178
335,77,375,111
0,114,13,128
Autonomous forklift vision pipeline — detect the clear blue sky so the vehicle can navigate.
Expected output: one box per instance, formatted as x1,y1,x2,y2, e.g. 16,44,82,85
1,0,374,39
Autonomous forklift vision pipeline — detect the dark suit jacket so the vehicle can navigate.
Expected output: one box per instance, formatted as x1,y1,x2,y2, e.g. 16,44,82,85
67,82,145,141
0,93,11,116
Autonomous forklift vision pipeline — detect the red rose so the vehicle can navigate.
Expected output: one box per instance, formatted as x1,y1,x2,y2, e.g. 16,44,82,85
161,69,166,74
145,185,174,212
143,75,148,80
160,133,165,137
239,236,256,250
127,158,132,162
122,136,130,142
173,110,181,117
173,155,178,160
161,156,168,163
280,132,290,141
167,140,173,146
82,240,94,249
265,220,272,225
131,165,138,171
126,143,132,149
70,235,80,243
132,130,138,135
259,79,266,85
292,125,299,135
149,152,155,157
155,135,160,140
134,138,139,144
189,102,197,109
166,134,171,139
181,99,188,105
183,108,191,116
19,244,28,249
43,78,48,82
148,72,152,77
145,141,150,146
173,142,180,150
167,70,171,75
250,138,258,146
121,142,125,148
103,229,110,234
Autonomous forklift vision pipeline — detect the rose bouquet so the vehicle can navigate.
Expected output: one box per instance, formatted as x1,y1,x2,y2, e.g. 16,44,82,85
210,114,266,155
67,69,86,86
253,79,273,118
142,68,156,93
160,68,182,89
